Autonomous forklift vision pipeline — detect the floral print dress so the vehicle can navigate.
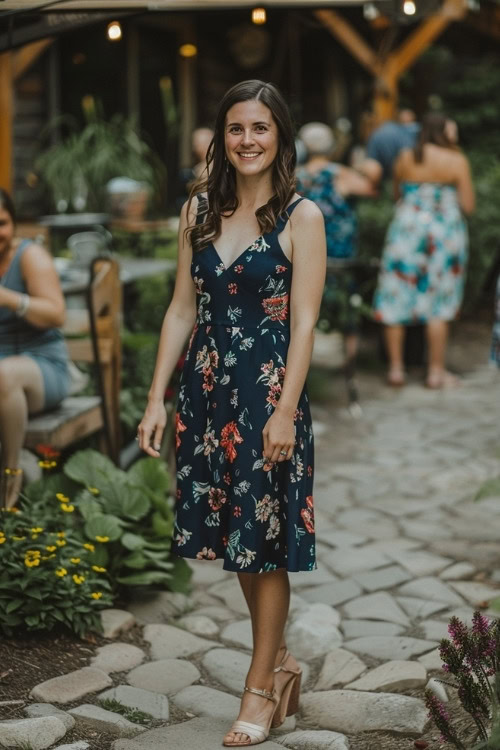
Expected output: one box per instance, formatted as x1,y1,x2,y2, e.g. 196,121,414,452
373,182,468,325
172,196,316,573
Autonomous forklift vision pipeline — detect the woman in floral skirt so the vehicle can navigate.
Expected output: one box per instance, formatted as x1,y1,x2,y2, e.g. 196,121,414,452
138,80,326,746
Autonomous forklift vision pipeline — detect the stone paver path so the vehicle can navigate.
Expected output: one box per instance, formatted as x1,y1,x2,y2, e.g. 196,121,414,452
8,361,500,749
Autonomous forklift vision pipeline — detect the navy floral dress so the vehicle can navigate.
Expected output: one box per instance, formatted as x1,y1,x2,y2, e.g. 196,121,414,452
172,196,316,573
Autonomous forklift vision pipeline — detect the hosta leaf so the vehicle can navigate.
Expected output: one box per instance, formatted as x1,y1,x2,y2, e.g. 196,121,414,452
122,551,148,569
75,489,103,520
64,449,121,491
127,457,170,496
121,533,146,551
99,480,150,521
84,514,122,542
151,511,172,537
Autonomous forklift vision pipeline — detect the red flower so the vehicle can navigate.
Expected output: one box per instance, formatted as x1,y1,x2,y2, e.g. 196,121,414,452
307,465,312,477
223,472,232,485
233,506,242,517
275,265,287,274
208,487,228,512
203,369,216,392
220,421,244,463
234,264,244,274
35,444,60,459
175,413,187,450
262,294,289,321
228,282,238,295
300,495,315,533
222,535,228,547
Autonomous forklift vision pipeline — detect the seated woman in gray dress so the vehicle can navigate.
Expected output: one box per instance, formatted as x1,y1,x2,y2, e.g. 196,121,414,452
0,189,69,508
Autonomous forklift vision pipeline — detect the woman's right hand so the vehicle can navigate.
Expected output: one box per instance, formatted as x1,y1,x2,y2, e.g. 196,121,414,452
137,400,167,458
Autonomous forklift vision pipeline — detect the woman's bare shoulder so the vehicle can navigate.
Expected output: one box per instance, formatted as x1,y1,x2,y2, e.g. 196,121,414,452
291,195,323,222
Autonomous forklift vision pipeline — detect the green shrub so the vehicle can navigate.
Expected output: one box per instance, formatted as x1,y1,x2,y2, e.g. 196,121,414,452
0,509,112,637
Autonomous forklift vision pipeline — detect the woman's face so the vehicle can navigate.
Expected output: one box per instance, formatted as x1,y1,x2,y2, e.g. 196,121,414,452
224,99,279,178
0,207,15,256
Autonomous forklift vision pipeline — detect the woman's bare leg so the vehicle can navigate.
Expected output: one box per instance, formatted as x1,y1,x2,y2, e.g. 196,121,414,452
224,569,291,744
426,318,447,375
237,572,287,658
384,324,406,383
0,357,44,506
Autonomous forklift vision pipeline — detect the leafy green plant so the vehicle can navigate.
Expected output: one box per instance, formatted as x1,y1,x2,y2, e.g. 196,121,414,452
475,477,500,614
98,698,155,726
23,450,190,592
0,508,112,637
425,612,500,749
35,96,166,214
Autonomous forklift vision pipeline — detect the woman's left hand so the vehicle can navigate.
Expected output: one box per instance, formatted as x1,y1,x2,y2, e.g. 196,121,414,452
262,409,295,463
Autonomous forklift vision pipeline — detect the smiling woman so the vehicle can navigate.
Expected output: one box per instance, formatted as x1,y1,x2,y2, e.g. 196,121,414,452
137,80,326,748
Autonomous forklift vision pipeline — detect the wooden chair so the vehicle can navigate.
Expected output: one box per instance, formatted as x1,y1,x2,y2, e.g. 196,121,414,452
25,257,122,463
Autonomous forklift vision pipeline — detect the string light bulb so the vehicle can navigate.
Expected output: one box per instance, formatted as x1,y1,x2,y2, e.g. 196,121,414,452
107,21,122,41
403,0,417,14
252,7,267,25
179,43,197,58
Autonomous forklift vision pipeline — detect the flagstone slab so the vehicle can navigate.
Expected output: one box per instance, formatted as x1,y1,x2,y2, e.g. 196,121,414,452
341,620,404,639
440,562,476,580
187,559,229,586
300,690,428,735
220,619,253,650
426,677,448,703
290,567,339,587
420,619,450,641
275,729,349,749
386,551,453,577
286,603,342,659
24,704,75,730
172,685,241,722
143,623,220,659
90,643,145,674
112,717,284,750
191,605,237,623
322,548,391,577
176,613,220,637
100,609,136,639
127,659,199,696
208,579,250,615
30,668,112,704
314,649,367,690
301,580,362,607
127,591,191,624
344,636,437,661
396,596,449,619
397,577,465,607
352,565,411,592
202,648,251,694
98,686,170,720
345,660,426,692
315,529,367,549
342,592,410,626
68,705,145,737
54,743,90,750
418,649,444,671
0,716,67,750
448,581,499,606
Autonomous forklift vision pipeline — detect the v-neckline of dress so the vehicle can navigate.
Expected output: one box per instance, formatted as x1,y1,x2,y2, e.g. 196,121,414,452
210,235,265,272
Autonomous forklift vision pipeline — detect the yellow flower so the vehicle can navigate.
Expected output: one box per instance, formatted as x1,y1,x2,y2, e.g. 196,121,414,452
92,565,106,573
95,536,110,543
83,543,95,552
38,460,57,469
30,527,43,533
0,537,5,544
45,545,57,552
72,574,85,585
56,539,66,547
88,487,99,495
60,503,75,513
24,557,40,567
91,592,103,600
70,557,81,564
26,549,41,557
56,531,65,538
55,567,67,577
56,493,69,502
12,535,26,541
31,534,39,540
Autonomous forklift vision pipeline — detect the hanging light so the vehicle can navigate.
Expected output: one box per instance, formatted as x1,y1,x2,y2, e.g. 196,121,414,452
107,21,122,41
251,7,267,25
403,0,417,15
363,3,380,20
179,43,197,58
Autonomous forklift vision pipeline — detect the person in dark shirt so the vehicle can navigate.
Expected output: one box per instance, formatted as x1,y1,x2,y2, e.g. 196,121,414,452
360,109,420,185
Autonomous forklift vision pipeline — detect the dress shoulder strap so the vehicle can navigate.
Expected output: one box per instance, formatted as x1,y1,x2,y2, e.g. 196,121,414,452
275,197,305,233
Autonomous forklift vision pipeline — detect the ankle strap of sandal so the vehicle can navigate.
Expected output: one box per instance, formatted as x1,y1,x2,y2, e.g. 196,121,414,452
243,686,277,703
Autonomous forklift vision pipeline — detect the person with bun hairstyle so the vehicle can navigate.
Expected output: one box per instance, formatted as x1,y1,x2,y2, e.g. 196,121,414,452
373,112,475,388
0,188,69,507
137,80,326,746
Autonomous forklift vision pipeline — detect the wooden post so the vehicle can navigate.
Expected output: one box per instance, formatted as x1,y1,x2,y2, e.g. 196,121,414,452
0,52,13,192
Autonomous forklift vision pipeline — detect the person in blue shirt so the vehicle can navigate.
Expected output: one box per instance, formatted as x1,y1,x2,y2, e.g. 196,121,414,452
360,109,420,186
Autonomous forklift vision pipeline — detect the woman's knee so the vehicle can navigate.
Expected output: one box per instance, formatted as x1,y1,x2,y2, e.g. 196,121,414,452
0,360,19,396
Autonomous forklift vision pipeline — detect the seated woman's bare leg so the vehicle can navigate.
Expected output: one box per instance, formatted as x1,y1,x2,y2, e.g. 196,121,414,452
0,356,44,507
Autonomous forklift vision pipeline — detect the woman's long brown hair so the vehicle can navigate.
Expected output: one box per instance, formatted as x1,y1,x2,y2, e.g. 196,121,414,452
186,80,297,253
414,112,456,163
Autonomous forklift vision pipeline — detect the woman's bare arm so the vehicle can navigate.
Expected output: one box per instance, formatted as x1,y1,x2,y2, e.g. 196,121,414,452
262,199,326,464
336,165,376,198
0,244,66,328
138,199,198,456
455,154,475,215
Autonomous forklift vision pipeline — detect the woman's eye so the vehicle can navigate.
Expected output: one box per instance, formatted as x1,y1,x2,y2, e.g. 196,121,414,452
229,126,241,134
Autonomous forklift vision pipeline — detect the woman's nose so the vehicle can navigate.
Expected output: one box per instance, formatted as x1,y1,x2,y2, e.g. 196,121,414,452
241,129,255,146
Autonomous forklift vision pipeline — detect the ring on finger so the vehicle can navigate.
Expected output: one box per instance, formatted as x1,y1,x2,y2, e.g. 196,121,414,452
279,450,287,457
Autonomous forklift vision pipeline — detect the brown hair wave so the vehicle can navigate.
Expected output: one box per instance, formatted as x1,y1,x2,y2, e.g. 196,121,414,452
414,111,456,163
186,80,297,253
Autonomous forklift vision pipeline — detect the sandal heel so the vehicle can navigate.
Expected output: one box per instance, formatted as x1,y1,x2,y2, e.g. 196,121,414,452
271,672,301,728
286,672,301,717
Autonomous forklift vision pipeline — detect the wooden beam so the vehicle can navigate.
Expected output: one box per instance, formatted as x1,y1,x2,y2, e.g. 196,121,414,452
12,38,53,81
0,52,13,192
314,8,380,76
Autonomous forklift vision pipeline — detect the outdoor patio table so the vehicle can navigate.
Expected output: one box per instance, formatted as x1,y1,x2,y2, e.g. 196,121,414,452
57,256,176,297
